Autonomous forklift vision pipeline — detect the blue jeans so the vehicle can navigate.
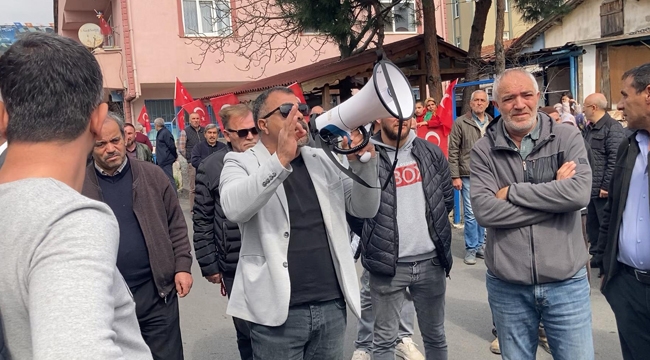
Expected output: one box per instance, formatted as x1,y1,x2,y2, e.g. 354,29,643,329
461,177,484,250
370,258,447,360
249,299,347,360
355,269,415,352
487,267,594,360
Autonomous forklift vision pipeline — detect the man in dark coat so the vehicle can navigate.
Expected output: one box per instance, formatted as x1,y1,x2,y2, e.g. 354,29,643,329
154,117,178,192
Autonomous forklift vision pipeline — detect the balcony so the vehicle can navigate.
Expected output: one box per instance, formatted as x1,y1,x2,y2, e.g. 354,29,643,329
93,47,124,90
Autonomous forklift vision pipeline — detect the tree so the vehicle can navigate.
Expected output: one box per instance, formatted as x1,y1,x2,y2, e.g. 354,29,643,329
460,0,492,115
188,0,404,78
514,0,568,24
422,0,442,101
494,0,506,75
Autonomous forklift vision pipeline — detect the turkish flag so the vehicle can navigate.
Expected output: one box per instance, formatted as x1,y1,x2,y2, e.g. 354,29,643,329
182,99,211,128
136,105,151,133
416,79,457,157
288,83,306,104
209,94,240,130
174,77,193,129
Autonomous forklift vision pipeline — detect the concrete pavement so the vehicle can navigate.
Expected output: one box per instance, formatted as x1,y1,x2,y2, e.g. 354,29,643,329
177,200,623,360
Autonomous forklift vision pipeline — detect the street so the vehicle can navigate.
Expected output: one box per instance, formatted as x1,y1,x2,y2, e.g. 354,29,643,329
177,200,623,360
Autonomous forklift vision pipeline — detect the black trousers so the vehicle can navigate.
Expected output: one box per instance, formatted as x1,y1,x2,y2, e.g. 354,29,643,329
223,275,253,360
159,163,177,195
586,197,607,254
132,279,184,360
603,269,650,360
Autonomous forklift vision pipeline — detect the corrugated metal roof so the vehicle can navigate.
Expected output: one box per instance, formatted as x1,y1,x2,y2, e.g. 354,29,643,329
202,35,468,99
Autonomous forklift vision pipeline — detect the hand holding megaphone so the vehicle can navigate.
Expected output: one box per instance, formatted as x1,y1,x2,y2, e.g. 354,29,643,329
341,129,376,163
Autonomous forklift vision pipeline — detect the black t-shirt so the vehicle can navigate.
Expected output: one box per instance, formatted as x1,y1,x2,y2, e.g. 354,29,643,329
284,155,343,306
96,160,152,288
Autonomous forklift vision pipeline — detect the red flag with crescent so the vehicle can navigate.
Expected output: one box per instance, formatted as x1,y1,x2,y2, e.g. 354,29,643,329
209,94,240,130
136,105,151,133
416,79,457,157
174,77,194,129
288,83,306,104
182,99,211,128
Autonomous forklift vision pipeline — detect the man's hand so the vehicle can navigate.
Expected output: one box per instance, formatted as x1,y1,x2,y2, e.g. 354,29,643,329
452,178,463,191
599,189,608,198
556,161,576,181
342,128,376,161
205,273,222,285
496,186,509,200
277,105,307,168
175,272,193,298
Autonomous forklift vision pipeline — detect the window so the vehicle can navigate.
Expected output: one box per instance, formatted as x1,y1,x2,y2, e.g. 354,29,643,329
381,0,416,33
453,0,460,19
455,36,462,48
183,0,232,36
503,31,510,40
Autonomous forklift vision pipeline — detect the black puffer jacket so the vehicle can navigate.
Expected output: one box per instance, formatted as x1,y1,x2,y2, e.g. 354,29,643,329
192,146,241,277
583,113,625,198
359,135,454,277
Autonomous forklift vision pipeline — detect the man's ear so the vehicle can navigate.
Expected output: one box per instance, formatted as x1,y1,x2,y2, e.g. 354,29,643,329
258,119,269,135
89,103,109,138
0,101,8,140
645,85,650,105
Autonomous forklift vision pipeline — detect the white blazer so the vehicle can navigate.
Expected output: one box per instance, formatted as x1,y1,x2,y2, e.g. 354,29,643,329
219,141,380,326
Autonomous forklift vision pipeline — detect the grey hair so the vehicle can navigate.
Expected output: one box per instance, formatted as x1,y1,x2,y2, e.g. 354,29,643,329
153,117,165,127
104,111,125,137
622,63,650,94
493,68,539,102
470,89,487,101
205,123,218,131
135,123,144,131
593,96,608,110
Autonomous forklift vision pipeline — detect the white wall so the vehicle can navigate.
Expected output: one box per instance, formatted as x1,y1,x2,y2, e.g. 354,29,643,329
581,45,597,99
625,1,650,34
545,0,601,48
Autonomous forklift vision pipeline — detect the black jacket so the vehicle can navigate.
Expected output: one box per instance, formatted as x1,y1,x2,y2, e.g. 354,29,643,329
593,131,646,291
192,146,241,277
184,126,205,159
190,140,227,169
583,113,625,198
155,126,178,167
357,135,454,277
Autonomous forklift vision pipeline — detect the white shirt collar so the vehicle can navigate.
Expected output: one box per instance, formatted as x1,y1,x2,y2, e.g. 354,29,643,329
0,141,7,155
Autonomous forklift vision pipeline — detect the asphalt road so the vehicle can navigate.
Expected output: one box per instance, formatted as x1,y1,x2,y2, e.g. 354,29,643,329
177,200,623,360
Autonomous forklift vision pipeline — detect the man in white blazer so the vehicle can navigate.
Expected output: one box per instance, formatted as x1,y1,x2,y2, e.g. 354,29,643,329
220,86,380,360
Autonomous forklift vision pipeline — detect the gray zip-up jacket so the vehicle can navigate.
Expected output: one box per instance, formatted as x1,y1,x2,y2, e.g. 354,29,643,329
470,113,591,285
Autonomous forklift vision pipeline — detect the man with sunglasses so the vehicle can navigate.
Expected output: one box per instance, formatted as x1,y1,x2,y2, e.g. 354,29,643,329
219,86,380,359
193,104,258,360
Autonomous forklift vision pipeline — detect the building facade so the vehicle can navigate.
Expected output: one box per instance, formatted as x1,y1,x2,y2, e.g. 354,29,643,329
56,0,447,128
445,0,532,50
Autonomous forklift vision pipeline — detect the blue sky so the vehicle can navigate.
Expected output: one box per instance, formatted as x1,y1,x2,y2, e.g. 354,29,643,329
1,0,53,25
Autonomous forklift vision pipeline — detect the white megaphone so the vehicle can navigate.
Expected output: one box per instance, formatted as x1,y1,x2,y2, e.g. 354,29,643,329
314,60,415,162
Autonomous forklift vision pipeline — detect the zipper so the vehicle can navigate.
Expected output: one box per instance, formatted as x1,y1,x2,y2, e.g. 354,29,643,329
531,225,538,284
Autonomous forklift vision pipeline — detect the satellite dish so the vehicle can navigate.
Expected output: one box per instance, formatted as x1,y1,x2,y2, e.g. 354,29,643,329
78,23,103,49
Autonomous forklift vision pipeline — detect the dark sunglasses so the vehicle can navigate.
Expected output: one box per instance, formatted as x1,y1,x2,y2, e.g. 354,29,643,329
226,127,258,138
261,103,310,119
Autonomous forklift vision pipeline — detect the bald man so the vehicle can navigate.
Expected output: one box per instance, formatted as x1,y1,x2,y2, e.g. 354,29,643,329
583,93,626,255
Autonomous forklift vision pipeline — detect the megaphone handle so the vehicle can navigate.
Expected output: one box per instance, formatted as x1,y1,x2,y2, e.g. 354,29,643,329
321,126,370,155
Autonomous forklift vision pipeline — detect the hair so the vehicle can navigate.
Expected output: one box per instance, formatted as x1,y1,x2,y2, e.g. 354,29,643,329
135,123,144,131
0,32,104,143
124,122,136,131
470,89,487,101
561,91,574,100
219,103,251,129
252,86,295,129
540,106,558,115
493,68,539,102
425,97,436,105
205,123,218,131
622,63,650,94
415,100,424,106
153,117,165,128
104,111,125,137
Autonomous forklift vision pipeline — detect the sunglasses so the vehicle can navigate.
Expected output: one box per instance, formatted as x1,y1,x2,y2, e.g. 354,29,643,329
261,103,310,119
226,127,258,138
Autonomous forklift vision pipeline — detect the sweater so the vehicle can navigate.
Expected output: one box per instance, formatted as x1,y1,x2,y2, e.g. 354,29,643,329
0,178,152,359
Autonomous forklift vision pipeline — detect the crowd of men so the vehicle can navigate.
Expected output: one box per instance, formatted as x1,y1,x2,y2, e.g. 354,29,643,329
2,32,650,360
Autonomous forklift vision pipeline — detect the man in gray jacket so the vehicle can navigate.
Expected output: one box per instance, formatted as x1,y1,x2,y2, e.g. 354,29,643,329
470,69,593,360
219,87,379,359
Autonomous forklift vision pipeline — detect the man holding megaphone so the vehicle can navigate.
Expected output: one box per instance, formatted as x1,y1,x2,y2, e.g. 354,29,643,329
219,86,380,359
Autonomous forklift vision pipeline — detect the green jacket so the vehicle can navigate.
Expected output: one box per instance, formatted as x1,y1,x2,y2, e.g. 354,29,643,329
134,142,153,163
448,112,492,178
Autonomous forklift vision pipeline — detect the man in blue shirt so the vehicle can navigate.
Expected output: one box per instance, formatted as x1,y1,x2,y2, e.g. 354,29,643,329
594,62,650,360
